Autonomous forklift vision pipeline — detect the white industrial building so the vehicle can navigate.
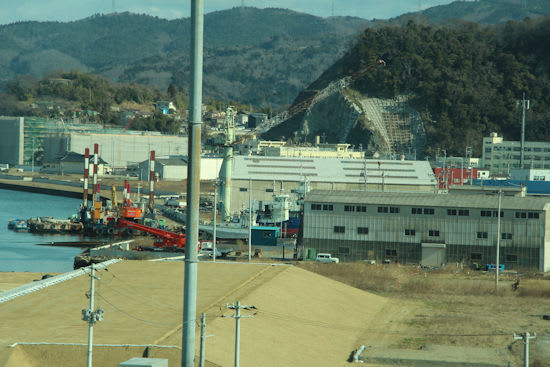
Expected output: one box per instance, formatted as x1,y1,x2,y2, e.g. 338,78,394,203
136,156,222,181
303,190,550,271
43,132,188,169
483,132,550,174
0,117,24,165
222,155,437,215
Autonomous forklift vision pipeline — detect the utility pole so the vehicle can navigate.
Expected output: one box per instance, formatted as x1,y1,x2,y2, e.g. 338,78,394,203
199,313,214,367
495,190,502,290
82,264,104,367
248,178,252,262
182,0,204,366
212,181,217,262
519,93,530,169
224,301,254,367
514,332,536,367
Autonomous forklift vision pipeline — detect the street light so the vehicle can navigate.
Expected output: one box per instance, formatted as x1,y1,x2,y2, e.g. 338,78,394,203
496,190,502,290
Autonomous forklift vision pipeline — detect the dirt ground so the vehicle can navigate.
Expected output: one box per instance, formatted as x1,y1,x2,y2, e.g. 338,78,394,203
1,261,550,366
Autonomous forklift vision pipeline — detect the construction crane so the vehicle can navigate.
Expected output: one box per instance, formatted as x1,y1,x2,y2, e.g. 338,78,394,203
117,219,186,248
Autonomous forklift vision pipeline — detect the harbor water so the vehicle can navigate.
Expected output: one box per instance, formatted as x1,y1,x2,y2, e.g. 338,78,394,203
0,188,84,273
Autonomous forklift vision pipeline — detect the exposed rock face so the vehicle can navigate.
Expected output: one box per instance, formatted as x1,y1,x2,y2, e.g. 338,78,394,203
294,89,426,158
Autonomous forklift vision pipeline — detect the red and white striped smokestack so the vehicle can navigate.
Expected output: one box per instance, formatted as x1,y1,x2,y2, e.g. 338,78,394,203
123,180,128,206
92,143,98,201
149,150,155,210
83,148,90,209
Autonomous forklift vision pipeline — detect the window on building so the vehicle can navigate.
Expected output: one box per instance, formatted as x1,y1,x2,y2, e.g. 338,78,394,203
378,206,389,213
405,229,416,236
458,209,469,216
356,205,367,212
505,254,518,262
357,227,369,234
263,231,272,238
311,204,322,210
428,230,440,237
471,253,482,261
528,212,540,219
492,211,504,217
411,207,422,215
334,226,345,233
323,204,333,211
424,208,435,215
477,231,488,239
265,188,274,192
515,212,527,219
385,249,397,257
239,187,248,192
344,205,355,212
390,206,400,214
501,233,513,240
447,209,457,216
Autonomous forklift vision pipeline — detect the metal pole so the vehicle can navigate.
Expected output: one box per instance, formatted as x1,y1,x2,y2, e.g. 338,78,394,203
514,332,536,367
496,190,502,289
182,0,203,366
521,93,526,168
87,264,95,367
31,138,34,172
235,301,241,367
213,182,217,262
248,178,252,262
199,313,206,367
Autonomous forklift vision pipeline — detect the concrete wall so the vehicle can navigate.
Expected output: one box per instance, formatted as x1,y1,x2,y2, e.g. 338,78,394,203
0,117,24,165
43,133,188,169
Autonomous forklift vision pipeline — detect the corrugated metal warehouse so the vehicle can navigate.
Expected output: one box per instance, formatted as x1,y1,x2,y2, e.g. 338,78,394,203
303,190,550,271
224,156,437,215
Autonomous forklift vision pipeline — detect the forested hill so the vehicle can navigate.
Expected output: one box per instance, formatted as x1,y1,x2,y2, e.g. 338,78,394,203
0,8,368,108
306,16,550,156
392,0,550,26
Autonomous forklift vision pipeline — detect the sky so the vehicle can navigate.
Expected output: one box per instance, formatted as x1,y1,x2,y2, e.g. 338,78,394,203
0,0,458,25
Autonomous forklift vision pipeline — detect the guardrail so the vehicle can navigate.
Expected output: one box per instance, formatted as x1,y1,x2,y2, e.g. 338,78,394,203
0,259,121,304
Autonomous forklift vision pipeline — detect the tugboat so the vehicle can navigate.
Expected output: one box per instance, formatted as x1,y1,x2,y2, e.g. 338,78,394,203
10,219,29,232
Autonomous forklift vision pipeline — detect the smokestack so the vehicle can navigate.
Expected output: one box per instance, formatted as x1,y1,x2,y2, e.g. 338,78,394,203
83,148,90,209
92,143,98,202
149,150,155,211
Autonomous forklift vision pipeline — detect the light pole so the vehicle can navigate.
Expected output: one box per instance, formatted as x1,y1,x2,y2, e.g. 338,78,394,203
496,190,502,290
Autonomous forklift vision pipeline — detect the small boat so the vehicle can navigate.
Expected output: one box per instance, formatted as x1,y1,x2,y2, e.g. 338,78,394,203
8,219,26,230
12,220,29,232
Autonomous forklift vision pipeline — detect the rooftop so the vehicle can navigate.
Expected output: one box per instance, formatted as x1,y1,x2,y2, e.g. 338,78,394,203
305,189,550,211
232,156,436,186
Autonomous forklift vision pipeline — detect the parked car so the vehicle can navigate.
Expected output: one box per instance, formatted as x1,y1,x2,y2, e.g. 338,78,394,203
315,253,339,263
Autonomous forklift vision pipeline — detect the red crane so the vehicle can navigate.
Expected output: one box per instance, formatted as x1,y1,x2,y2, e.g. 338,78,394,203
117,219,186,248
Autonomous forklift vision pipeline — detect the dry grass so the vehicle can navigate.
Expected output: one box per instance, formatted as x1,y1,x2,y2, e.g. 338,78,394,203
298,262,550,298
298,262,550,367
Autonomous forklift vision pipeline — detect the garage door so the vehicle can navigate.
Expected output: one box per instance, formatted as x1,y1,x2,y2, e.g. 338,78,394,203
421,243,446,267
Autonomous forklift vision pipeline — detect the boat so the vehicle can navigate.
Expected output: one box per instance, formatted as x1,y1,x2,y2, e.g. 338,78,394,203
11,219,29,232
256,194,301,238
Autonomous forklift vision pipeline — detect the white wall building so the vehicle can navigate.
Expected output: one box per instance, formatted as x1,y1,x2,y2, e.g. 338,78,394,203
43,132,188,169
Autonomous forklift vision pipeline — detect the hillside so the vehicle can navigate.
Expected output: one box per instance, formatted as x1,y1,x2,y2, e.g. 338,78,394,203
266,16,550,157
0,8,368,109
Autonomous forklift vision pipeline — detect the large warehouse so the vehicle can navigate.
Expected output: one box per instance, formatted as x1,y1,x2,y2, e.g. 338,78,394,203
223,156,437,216
43,132,188,169
303,190,550,271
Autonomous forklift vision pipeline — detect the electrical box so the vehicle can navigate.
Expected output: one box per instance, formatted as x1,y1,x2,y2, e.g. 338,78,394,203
119,358,168,367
